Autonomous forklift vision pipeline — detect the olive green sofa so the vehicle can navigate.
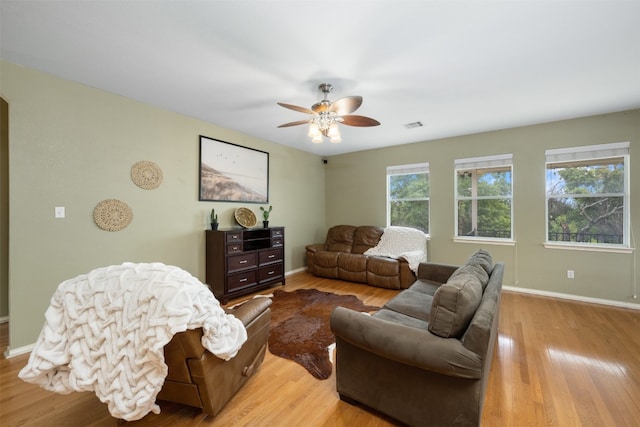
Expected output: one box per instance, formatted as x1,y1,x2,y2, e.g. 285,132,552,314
330,250,503,426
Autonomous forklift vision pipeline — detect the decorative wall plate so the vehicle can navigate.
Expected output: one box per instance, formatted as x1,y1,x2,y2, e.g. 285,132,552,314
131,160,163,190
234,207,257,228
93,199,133,231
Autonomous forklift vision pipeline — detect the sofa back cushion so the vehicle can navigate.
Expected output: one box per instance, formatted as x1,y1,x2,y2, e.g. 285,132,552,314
428,273,483,338
449,263,489,289
325,225,357,253
352,226,384,254
467,249,493,275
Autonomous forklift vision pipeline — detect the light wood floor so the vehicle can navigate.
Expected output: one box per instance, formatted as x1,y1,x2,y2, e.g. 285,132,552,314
1,271,639,426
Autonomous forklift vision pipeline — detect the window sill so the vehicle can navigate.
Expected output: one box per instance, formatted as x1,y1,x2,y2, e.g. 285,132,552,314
453,237,516,246
543,242,634,254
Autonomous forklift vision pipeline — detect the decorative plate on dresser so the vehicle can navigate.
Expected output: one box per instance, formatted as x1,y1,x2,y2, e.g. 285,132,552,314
234,207,257,228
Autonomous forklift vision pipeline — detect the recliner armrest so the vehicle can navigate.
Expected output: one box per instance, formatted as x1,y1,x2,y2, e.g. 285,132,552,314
330,306,482,379
305,243,327,253
417,262,459,283
225,297,272,326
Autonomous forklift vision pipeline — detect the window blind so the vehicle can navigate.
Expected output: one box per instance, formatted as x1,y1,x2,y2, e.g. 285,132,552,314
455,154,512,170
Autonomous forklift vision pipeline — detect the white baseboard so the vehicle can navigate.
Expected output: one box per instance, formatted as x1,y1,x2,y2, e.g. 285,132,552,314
504,285,640,311
285,267,307,276
5,343,34,359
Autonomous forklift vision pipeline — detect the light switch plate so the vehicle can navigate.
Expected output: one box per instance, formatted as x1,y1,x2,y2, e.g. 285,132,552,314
55,206,65,218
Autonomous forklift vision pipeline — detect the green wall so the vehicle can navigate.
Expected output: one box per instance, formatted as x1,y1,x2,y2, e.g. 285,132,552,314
2,59,638,352
1,61,326,350
0,97,8,318
325,109,640,306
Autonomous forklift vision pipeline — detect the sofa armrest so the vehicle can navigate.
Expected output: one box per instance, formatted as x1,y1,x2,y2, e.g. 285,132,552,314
417,262,459,283
330,307,482,379
225,297,272,326
305,243,327,253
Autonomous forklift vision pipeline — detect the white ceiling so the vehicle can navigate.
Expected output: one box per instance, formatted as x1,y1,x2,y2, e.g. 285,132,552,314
2,1,639,156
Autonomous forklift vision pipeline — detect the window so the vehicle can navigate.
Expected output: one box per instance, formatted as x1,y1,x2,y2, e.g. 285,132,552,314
455,154,513,240
545,142,629,248
387,163,429,233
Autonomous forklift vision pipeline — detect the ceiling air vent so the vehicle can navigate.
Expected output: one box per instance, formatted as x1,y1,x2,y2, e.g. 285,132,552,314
404,121,423,129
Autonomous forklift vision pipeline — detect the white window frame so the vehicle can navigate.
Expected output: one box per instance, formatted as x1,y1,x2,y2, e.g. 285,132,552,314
454,154,514,244
386,162,430,235
544,142,631,253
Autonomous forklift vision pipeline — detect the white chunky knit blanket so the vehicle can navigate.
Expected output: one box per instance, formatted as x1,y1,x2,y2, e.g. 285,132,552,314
364,226,427,273
18,262,247,421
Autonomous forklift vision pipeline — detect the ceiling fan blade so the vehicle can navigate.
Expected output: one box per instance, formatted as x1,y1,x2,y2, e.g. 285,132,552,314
341,115,381,127
277,102,314,114
277,119,310,128
329,96,363,115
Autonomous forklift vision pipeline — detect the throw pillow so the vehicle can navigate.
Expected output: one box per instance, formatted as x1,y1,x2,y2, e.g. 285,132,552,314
450,263,489,289
467,249,493,274
428,274,483,338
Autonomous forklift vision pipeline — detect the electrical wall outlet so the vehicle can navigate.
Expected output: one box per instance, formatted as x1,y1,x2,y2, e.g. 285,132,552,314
54,206,65,219
567,270,575,279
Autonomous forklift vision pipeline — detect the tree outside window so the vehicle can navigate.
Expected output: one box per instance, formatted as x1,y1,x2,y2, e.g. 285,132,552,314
387,163,429,233
546,143,629,247
455,155,513,240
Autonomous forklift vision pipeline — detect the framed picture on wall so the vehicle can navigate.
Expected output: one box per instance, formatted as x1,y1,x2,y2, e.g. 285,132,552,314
199,135,269,203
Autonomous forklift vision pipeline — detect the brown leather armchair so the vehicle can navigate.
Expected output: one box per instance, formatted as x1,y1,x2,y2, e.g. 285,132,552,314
157,297,271,416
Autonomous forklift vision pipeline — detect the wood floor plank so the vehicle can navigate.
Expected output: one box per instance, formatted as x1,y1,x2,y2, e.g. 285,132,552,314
1,272,639,426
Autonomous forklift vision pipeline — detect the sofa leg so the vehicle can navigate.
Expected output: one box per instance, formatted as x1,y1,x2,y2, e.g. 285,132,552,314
339,393,358,406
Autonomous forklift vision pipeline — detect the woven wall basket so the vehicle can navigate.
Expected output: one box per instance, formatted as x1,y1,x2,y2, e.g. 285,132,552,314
93,199,133,231
131,160,163,190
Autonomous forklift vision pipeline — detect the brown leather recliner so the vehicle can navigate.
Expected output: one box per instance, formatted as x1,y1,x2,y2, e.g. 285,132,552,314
306,225,415,289
157,297,271,416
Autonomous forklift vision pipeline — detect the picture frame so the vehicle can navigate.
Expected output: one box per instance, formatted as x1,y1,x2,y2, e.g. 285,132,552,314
199,136,269,203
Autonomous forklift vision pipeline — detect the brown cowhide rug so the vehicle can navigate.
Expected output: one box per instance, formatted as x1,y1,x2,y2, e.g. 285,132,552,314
268,288,379,380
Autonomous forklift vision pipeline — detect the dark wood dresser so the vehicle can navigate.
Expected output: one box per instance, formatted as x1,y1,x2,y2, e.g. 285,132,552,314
205,227,285,304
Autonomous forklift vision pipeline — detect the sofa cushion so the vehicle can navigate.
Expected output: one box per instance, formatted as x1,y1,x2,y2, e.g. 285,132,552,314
428,274,483,338
338,253,368,283
314,251,340,268
449,263,489,289
352,226,384,254
383,289,433,322
338,253,367,272
373,308,430,330
367,256,399,276
326,225,356,253
409,279,441,296
467,249,493,275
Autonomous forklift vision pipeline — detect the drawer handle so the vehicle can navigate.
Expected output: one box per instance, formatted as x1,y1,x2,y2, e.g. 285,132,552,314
268,255,275,259
239,260,248,264
268,271,275,275
240,278,248,283
232,234,239,239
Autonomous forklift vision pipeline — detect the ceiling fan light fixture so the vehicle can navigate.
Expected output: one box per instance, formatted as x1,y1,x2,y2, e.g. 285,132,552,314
308,122,320,138
328,122,340,137
278,82,379,145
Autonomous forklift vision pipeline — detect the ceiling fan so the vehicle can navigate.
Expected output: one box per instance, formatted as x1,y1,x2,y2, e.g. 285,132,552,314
277,83,380,143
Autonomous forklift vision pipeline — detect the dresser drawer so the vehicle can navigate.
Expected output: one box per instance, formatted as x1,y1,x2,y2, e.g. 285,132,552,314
272,237,284,247
259,248,283,265
271,228,284,238
258,263,283,283
227,242,243,254
228,270,257,291
227,253,257,273
226,232,243,243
